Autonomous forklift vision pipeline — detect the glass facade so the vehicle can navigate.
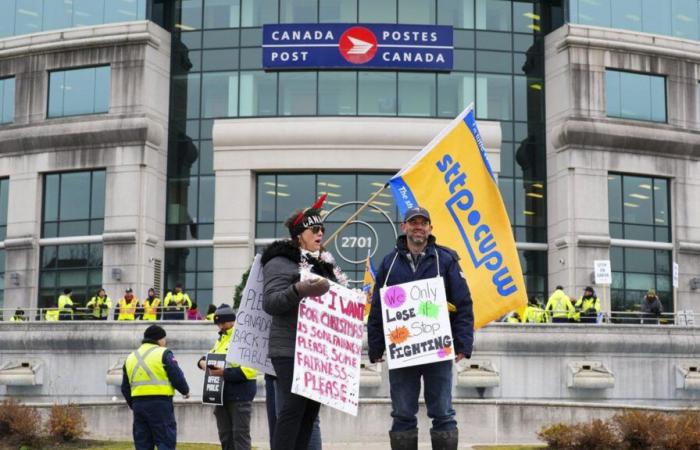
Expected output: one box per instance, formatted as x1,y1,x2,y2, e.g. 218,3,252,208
164,247,213,308
605,70,666,123
0,77,14,124
48,66,111,118
569,0,700,41
42,170,106,238
608,174,672,312
0,0,147,38
608,174,670,242
164,0,558,297
0,178,8,310
39,243,103,309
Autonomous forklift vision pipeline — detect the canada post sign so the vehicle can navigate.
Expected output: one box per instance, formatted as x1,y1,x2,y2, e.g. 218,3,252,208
263,24,453,71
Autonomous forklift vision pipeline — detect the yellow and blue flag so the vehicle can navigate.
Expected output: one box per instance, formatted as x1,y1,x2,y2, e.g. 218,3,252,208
362,250,376,320
389,104,526,329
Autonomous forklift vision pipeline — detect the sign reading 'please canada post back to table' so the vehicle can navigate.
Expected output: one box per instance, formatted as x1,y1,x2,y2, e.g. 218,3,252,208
380,277,454,370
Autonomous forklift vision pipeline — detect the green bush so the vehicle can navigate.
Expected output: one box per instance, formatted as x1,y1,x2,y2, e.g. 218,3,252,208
0,398,43,447
47,403,86,442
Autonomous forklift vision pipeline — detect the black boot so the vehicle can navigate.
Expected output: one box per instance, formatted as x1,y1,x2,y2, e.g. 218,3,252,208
430,429,458,450
389,429,418,450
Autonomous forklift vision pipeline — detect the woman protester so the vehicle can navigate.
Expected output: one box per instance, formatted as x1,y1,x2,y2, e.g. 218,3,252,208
261,194,347,450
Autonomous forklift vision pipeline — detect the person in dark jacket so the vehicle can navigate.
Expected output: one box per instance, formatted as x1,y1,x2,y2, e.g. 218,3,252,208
262,194,345,450
197,304,257,450
367,206,474,450
121,325,190,450
641,289,663,324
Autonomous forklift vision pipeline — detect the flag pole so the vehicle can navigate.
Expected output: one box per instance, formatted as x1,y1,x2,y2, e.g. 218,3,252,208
322,183,389,247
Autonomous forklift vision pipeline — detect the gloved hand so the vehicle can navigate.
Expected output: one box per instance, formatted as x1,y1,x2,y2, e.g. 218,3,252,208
294,278,330,298
100,303,108,309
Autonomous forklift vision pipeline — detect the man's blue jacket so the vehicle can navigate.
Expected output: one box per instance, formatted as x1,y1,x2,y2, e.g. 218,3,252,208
367,235,474,363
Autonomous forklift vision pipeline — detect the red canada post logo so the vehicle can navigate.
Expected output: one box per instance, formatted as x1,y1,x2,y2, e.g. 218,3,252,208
339,26,378,64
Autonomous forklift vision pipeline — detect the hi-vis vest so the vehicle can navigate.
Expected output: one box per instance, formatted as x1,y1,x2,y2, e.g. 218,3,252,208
125,343,175,397
118,298,138,320
210,328,257,381
142,298,161,321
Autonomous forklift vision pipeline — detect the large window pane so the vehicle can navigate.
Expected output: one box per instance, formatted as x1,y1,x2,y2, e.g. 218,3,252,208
641,0,671,36
438,0,475,29
575,0,611,27
281,0,318,23
48,66,110,117
359,0,396,23
513,1,540,33
611,0,642,31
239,71,277,116
43,0,73,31
203,0,240,28
608,173,670,242
319,72,357,115
43,170,105,238
608,174,622,222
320,0,357,22
476,73,512,120
359,72,396,115
104,0,143,23
279,72,317,116
399,0,435,24
73,0,104,27
39,244,102,308
178,0,203,30
476,0,511,31
398,73,436,116
0,0,16,38
201,72,238,118
15,0,42,35
0,77,14,124
241,0,277,26
0,178,9,241
672,0,699,40
172,73,201,119
438,72,474,118
606,70,666,123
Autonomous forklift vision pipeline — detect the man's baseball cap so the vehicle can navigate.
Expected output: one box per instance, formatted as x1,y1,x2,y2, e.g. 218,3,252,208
403,206,431,223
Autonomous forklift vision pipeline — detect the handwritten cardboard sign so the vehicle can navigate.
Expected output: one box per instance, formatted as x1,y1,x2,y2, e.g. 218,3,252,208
229,255,275,375
202,353,226,405
291,272,365,416
380,276,454,370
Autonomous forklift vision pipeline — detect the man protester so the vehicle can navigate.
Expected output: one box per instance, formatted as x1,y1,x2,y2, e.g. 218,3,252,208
641,289,663,324
121,325,190,450
368,206,474,450
197,304,257,450
164,282,192,320
574,286,600,323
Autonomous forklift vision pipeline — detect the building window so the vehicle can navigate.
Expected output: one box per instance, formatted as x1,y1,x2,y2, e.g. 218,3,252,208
164,247,213,308
0,0,146,39
256,173,400,283
0,77,14,124
608,174,670,242
611,246,672,314
42,170,106,238
569,0,700,41
605,70,666,123
0,177,8,311
39,243,103,309
48,66,110,118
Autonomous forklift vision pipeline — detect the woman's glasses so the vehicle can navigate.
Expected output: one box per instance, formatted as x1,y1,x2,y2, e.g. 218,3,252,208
309,225,325,234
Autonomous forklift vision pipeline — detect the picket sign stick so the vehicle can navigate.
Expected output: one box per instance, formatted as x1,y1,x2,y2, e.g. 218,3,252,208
322,183,388,247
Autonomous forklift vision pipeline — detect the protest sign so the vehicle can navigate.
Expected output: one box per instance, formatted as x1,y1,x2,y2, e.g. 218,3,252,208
202,353,226,405
291,272,365,416
380,277,454,370
228,255,275,375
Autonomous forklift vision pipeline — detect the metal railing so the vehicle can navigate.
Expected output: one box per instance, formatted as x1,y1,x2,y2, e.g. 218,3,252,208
0,306,195,322
503,310,694,326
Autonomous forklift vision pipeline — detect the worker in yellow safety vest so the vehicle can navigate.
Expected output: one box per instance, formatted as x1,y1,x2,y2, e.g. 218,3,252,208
525,296,548,323
118,288,139,321
197,304,257,450
57,288,75,321
574,286,601,323
545,286,575,323
86,288,112,320
121,325,190,450
141,288,161,321
163,282,192,320
205,304,216,321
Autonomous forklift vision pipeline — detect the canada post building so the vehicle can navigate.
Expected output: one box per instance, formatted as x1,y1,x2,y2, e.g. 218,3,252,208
0,0,699,319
